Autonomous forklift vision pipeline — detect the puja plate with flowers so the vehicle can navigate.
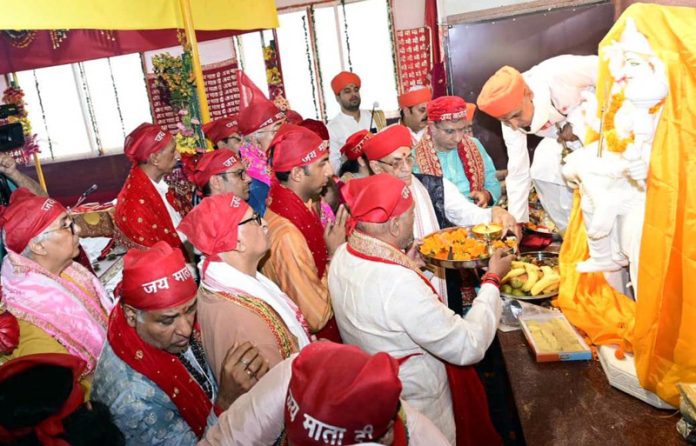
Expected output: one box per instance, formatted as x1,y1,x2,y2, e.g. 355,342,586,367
419,225,517,269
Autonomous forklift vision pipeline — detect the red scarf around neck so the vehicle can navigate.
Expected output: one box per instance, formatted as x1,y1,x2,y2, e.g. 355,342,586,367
107,305,212,439
267,179,328,279
114,166,184,250
346,232,501,446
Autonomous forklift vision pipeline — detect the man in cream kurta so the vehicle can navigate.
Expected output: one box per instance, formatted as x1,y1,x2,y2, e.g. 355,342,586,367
328,174,512,444
360,124,518,307
478,55,598,229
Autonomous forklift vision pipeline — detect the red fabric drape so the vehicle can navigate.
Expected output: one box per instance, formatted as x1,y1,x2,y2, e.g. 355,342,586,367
425,0,447,98
0,29,242,74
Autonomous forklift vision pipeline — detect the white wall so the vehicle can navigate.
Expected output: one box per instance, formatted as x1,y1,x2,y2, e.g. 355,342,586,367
441,0,531,19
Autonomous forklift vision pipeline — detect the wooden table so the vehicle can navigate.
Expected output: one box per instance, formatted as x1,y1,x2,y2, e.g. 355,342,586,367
498,330,683,446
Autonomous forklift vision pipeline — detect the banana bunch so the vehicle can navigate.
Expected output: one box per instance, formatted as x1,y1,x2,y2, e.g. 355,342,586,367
501,261,560,296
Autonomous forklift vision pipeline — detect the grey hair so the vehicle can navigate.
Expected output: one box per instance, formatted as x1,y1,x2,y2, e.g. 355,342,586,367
135,309,147,323
6,229,51,258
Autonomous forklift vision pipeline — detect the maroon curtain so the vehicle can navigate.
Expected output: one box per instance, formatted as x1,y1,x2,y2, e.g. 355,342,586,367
0,29,247,74
425,0,447,98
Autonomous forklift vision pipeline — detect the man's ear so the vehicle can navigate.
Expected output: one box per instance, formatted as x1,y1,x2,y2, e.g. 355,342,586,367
123,304,139,328
26,237,49,258
368,160,383,174
289,166,304,183
148,150,160,167
388,217,401,238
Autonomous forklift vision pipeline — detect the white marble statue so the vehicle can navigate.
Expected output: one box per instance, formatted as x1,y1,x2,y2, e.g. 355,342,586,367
562,18,668,295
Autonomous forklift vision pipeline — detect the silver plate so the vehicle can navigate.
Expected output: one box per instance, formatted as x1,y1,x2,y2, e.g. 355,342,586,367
420,227,515,270
500,251,559,301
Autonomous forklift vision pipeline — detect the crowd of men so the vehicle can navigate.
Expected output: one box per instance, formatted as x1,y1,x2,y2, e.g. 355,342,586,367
0,55,597,445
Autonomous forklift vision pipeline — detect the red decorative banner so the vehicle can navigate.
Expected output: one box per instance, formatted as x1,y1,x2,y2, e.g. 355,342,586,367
395,27,431,92
146,58,240,131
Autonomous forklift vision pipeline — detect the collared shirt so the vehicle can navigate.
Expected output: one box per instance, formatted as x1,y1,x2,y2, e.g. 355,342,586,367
149,177,182,228
327,110,374,172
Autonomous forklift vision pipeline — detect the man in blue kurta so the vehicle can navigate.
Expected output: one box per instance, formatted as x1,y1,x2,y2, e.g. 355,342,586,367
92,241,269,445
414,96,501,207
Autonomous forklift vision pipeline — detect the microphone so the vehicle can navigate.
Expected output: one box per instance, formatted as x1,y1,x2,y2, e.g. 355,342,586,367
72,184,98,210
368,101,379,134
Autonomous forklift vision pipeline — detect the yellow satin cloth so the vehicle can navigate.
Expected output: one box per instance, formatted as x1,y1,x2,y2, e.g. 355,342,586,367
0,0,278,31
556,3,696,405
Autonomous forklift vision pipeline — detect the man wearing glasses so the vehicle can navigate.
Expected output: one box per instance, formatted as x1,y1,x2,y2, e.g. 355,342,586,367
0,188,113,386
179,192,310,378
363,124,518,315
414,96,501,208
261,125,348,344
188,150,252,205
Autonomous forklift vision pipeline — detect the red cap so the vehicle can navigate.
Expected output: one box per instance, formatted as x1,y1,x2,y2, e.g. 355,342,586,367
0,188,66,254
202,116,239,145
285,342,402,446
177,193,249,259
341,174,413,224
191,150,243,189
0,353,86,446
427,96,472,122
340,130,372,161
362,125,412,160
270,124,329,172
0,311,19,355
298,119,330,141
398,86,432,108
123,123,173,164
119,241,197,311
331,71,361,95
284,110,303,125
237,71,285,135
476,66,525,118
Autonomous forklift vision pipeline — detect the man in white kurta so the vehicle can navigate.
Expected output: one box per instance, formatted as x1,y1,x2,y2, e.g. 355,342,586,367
327,71,376,172
477,55,598,230
360,124,519,305
199,344,449,446
329,173,512,444
398,85,431,146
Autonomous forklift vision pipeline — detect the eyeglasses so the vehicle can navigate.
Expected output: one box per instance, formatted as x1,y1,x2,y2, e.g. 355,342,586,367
377,154,415,170
239,212,263,226
218,168,248,180
43,219,76,236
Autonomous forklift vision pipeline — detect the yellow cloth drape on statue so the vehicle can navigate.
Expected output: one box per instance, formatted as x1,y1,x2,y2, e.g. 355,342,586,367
557,3,696,406
555,191,636,349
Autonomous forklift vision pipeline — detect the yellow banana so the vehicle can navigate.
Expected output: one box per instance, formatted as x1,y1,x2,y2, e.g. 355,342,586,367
521,263,540,292
531,274,560,296
512,260,535,269
501,268,526,284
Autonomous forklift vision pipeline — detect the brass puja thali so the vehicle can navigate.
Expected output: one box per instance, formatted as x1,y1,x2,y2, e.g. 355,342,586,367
419,224,517,269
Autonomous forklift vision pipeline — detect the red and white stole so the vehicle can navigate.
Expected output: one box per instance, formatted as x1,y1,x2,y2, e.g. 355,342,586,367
414,129,486,193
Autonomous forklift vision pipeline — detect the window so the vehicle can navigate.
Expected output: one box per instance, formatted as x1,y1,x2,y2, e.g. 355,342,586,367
275,0,399,120
276,10,322,119
237,31,271,99
15,53,151,162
